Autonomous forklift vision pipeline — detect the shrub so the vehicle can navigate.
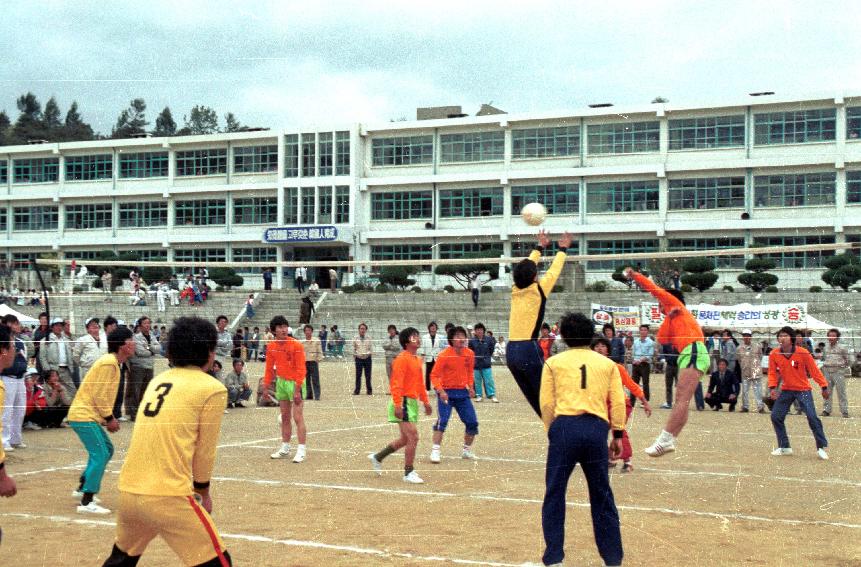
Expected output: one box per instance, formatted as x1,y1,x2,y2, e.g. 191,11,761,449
481,285,493,293
141,266,173,283
342,284,356,294
821,253,861,291
552,284,564,292
374,283,389,293
72,285,85,293
209,267,243,290
744,258,777,272
737,272,778,292
585,281,607,292
722,285,734,292
215,285,225,292
680,283,693,293
809,285,823,292
765,285,779,293
443,285,456,293
433,250,500,289
411,286,422,293
92,279,103,289
680,257,718,292
378,265,418,290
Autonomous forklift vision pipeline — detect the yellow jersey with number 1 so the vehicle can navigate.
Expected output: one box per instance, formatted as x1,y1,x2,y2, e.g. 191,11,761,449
118,367,227,497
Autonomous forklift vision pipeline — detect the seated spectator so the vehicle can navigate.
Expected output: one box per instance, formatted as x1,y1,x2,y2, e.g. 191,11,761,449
208,360,224,383
257,376,277,407
23,368,46,430
224,359,252,408
493,335,506,363
29,369,72,428
705,358,741,412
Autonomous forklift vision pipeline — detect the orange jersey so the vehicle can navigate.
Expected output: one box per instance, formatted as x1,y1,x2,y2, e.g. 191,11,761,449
538,337,553,360
630,272,704,352
391,350,429,407
768,347,827,391
617,363,644,399
262,337,306,388
430,346,475,390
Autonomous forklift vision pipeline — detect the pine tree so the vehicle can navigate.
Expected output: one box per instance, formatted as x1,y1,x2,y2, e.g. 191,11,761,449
113,98,148,138
63,101,94,142
224,112,242,132
0,111,10,146
42,96,63,140
12,92,46,143
183,105,219,135
154,106,177,136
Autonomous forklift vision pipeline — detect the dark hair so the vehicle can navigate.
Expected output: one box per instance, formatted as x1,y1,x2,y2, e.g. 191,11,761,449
387,324,397,332
718,358,728,366
86,317,100,327
270,315,289,332
776,326,796,341
639,324,650,332
232,358,244,366
602,323,615,335
216,315,228,324
167,317,217,368
590,336,611,352
303,324,313,331
427,321,437,331
666,289,685,304
38,312,48,320
107,327,134,354
137,316,150,326
2,314,18,325
0,324,10,351
103,316,118,329
828,328,841,338
473,322,486,332
512,258,538,290
211,360,222,370
541,322,551,331
358,322,367,330
399,327,419,349
559,312,594,348
447,325,468,346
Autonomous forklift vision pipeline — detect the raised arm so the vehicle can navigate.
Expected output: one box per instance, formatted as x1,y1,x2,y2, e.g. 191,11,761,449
628,270,683,312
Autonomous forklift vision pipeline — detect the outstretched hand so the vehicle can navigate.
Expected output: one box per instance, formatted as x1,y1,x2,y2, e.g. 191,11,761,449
537,229,551,249
623,267,634,279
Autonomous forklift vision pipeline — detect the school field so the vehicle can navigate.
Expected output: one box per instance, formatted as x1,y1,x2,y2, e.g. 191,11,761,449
2,360,860,566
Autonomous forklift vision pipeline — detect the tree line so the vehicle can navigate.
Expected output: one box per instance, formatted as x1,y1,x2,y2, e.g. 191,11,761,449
0,93,245,146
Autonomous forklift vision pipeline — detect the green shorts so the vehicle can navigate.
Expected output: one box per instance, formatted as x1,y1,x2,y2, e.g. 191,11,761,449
275,378,306,401
388,398,419,423
678,342,710,376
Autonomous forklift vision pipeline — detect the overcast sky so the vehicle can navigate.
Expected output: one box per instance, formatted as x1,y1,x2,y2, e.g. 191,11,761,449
2,0,859,134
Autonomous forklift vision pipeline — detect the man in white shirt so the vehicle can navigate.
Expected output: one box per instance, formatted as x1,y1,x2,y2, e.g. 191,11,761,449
73,318,103,381
420,321,446,391
156,282,168,312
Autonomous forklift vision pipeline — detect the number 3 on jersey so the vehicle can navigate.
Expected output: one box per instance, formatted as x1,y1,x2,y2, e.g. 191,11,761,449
143,383,173,417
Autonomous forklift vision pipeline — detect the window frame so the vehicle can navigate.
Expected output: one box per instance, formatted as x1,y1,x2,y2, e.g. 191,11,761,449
118,152,169,179
174,199,227,226
668,115,745,150
586,180,660,213
511,126,580,159
175,148,227,177
439,187,504,218
753,172,836,208
371,135,434,166
668,176,746,210
753,109,836,145
440,131,505,163
587,121,660,155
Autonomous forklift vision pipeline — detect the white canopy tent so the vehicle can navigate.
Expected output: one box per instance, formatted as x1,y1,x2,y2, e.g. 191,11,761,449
0,304,39,325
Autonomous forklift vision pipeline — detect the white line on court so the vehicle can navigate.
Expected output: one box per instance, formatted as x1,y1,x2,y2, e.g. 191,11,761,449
0,512,530,566
216,421,395,449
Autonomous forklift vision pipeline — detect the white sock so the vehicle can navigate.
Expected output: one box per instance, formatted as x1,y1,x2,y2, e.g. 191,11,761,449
463,444,471,451
658,430,674,443
297,444,305,451
432,444,440,451
281,442,291,451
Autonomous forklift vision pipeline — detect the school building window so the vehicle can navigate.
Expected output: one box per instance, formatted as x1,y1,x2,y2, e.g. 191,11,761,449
668,177,745,210
439,187,503,218
285,134,299,177
301,189,315,223
335,131,350,175
848,107,861,140
335,186,350,224
752,235,835,268
586,239,659,270
318,133,333,176
667,237,746,269
0,160,7,184
174,199,227,226
233,197,277,224
118,152,169,178
371,191,432,220
587,180,659,213
512,126,580,159
668,115,745,150
14,206,59,231
440,131,505,163
13,158,59,183
118,201,168,228
232,247,277,273
753,109,836,145
65,154,113,181
847,170,861,204
174,248,227,264
587,121,659,154
301,133,316,177
371,135,434,166
65,203,113,230
318,187,333,224
284,187,299,224
753,172,836,207
511,183,579,215
233,145,278,174
371,244,432,270
175,149,227,176
438,242,503,258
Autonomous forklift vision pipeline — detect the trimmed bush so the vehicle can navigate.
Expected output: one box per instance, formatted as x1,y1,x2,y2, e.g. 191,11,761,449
585,281,607,292
821,253,861,291
722,285,734,292
765,285,779,293
342,284,356,294
374,283,389,293
72,285,85,293
378,265,418,290
680,257,718,292
680,283,693,293
552,284,564,292
443,285,456,293
809,285,823,292
481,285,493,293
411,286,422,293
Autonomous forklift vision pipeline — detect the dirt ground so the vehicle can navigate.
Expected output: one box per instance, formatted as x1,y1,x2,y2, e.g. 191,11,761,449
1,360,859,566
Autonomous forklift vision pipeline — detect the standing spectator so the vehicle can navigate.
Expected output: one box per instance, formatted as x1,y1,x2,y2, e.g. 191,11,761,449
328,267,337,291
156,281,167,312
295,266,306,293
469,322,497,403
308,280,320,295
660,344,679,409
0,324,20,499
538,323,554,361
247,327,260,361
301,325,323,400
737,330,764,413
262,327,274,360
245,294,255,319
420,322,445,391
631,324,655,404
126,317,159,422
720,330,738,375
318,325,328,358
38,318,76,397
231,329,243,360
101,271,113,297
353,323,373,395
672,270,681,291
224,359,252,408
821,329,851,418
603,324,625,364
32,312,50,371
214,315,232,363
168,274,180,306
263,267,273,291
705,359,740,411
470,274,480,309
299,295,314,324
331,325,345,358
382,325,400,387
73,318,102,381
2,314,29,451
706,330,722,373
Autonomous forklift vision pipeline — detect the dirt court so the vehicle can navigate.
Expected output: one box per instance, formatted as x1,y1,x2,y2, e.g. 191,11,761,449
2,359,859,566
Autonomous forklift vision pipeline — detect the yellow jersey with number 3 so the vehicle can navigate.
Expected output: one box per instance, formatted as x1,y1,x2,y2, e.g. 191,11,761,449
118,367,227,497
540,346,626,432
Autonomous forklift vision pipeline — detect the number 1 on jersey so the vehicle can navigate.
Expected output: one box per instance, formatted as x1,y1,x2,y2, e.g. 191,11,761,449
579,365,587,389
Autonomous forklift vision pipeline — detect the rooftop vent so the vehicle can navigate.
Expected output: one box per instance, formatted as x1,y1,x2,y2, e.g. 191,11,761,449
26,139,49,145
417,106,465,120
237,127,270,132
476,104,506,116
749,91,775,97
588,103,614,108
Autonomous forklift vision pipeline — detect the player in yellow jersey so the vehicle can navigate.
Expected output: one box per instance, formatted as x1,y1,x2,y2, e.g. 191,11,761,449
540,312,625,567
67,326,135,515
102,317,231,567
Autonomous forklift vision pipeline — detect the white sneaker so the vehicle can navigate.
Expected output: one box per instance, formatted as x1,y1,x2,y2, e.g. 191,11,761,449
117,416,130,422
3,445,13,452
429,448,441,463
475,396,482,403
462,448,476,460
817,448,829,460
490,397,499,403
223,409,229,414
23,422,41,431
77,502,111,515
270,445,291,459
292,447,306,463
368,453,382,475
771,447,793,456
403,471,424,484
644,437,675,457
71,491,101,503
12,443,26,449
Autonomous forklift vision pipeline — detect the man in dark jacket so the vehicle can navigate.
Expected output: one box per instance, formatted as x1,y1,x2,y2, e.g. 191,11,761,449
468,323,497,402
602,324,625,365
705,358,741,411
660,344,679,409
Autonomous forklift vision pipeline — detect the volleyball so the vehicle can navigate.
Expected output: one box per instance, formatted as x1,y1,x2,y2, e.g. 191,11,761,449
521,202,547,226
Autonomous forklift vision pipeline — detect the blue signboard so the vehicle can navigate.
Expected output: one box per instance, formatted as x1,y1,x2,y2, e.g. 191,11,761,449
263,226,338,243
